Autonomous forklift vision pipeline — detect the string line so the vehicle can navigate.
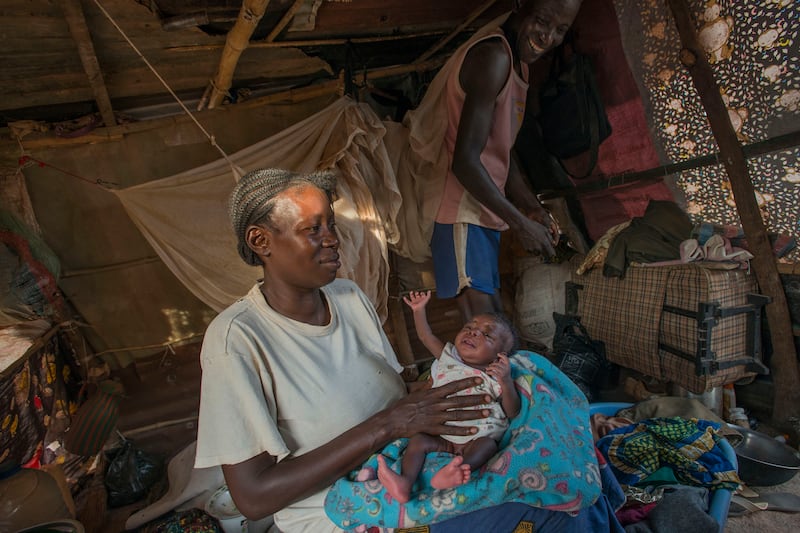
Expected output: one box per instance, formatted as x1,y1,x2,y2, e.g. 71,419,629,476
18,155,117,189
90,0,241,176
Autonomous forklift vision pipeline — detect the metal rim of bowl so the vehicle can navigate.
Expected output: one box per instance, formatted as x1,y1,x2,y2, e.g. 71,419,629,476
733,430,800,467
731,425,800,485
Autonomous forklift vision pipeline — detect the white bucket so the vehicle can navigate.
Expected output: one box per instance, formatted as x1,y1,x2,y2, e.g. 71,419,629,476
205,485,274,533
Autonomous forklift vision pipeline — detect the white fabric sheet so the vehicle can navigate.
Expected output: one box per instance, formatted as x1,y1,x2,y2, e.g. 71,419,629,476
113,97,401,321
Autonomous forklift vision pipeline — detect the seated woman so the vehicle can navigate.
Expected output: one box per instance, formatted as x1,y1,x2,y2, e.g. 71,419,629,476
194,168,614,532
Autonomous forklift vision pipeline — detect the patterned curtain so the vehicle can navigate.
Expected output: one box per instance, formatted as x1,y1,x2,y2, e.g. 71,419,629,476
0,330,81,465
613,0,799,261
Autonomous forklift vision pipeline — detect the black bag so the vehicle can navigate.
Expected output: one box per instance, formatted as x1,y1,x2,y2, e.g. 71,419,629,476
104,438,164,508
552,312,616,402
537,39,612,179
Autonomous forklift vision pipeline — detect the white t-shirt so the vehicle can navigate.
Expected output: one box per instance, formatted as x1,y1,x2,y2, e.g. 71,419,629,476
195,278,405,532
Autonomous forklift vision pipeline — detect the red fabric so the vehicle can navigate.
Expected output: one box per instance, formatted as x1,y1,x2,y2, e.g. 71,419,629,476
616,502,658,526
580,182,676,242
568,0,675,241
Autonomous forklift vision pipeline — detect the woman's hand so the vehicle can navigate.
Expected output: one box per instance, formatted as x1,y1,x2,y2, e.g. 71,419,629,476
382,377,490,440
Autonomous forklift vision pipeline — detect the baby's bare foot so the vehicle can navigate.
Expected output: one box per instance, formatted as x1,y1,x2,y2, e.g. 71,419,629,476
431,456,472,489
377,455,412,503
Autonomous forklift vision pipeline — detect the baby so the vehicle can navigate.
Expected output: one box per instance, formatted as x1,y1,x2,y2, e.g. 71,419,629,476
377,290,521,503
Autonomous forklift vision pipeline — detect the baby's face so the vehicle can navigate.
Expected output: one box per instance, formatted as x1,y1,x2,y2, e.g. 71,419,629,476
454,315,512,368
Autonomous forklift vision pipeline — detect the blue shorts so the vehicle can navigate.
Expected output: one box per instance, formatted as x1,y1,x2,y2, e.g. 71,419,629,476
430,222,500,299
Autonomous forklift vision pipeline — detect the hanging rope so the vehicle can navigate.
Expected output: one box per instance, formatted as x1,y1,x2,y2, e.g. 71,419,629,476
90,0,243,180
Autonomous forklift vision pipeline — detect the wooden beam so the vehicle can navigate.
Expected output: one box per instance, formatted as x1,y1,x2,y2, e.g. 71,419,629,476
11,57,445,151
198,0,272,111
265,0,305,42
414,0,499,64
538,130,800,199
167,30,449,53
667,0,800,425
60,0,117,127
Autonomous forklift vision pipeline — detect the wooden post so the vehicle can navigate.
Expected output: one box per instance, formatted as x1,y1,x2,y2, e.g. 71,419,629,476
12,57,445,152
414,0,499,64
198,0,272,111
667,0,800,424
264,0,305,42
167,31,449,53
61,0,117,127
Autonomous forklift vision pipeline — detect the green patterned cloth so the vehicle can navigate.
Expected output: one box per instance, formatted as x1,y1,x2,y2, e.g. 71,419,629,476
596,417,740,491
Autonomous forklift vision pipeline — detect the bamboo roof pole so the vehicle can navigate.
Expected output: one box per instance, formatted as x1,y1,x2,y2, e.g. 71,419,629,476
666,0,800,425
264,0,305,43
413,0,499,64
198,0,272,111
61,0,117,127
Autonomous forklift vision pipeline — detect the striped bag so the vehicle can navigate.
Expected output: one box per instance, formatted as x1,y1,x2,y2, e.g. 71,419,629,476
63,380,124,457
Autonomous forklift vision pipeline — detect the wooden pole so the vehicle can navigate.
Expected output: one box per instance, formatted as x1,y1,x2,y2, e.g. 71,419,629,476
199,0,272,111
264,0,305,42
538,130,800,199
167,31,449,53
11,57,445,151
667,0,800,425
414,0,499,64
61,0,117,127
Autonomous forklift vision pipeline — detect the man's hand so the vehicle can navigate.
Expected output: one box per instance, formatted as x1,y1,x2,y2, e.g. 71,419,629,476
526,207,559,242
515,217,556,257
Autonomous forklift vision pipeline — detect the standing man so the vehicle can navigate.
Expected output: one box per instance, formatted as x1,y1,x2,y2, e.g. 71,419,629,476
431,0,583,321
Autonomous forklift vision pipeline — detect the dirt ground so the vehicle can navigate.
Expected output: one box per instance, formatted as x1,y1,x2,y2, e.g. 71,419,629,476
724,473,800,532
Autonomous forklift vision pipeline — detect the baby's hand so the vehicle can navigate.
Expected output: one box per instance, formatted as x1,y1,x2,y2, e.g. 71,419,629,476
486,353,512,383
403,290,432,311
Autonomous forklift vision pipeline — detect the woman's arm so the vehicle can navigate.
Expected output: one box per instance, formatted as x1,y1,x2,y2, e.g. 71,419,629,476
222,377,491,519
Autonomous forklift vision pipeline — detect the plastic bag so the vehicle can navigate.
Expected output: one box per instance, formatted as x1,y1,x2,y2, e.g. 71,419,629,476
552,312,617,402
104,439,164,508
537,38,612,178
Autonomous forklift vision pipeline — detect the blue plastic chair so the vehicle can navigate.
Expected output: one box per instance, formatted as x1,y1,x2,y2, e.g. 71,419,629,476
590,402,735,532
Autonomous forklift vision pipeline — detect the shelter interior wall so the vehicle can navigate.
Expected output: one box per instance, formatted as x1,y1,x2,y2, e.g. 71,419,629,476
19,94,338,368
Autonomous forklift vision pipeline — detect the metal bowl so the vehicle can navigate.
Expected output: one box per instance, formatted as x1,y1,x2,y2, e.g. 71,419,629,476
731,425,800,486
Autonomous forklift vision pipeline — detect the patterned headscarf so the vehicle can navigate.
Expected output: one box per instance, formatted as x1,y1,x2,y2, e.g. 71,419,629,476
228,168,337,266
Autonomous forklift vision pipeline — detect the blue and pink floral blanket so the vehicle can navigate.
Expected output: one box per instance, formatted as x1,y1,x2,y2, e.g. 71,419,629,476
324,351,602,530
